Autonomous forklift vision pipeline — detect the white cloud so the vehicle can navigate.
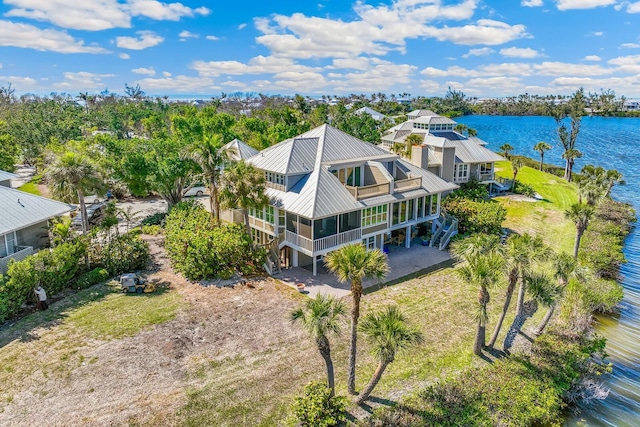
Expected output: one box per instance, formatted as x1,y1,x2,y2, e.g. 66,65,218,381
422,19,529,46
584,55,601,61
500,47,541,58
0,20,108,53
272,71,327,91
206,35,219,41
590,31,604,36
4,0,209,31
608,54,640,73
238,23,247,30
555,0,616,10
533,61,612,76
132,67,155,76
135,75,219,92
179,30,198,39
55,71,115,91
192,55,319,77
119,53,130,59
328,58,416,92
254,2,526,59
116,31,164,50
627,2,640,13
162,71,171,77
0,75,37,89
620,42,640,48
462,47,493,58
521,0,543,6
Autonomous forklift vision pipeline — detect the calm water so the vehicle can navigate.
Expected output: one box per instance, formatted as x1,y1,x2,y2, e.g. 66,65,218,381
458,115,640,427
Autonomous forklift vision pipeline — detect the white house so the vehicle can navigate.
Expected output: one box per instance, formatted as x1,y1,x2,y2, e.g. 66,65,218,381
240,124,457,275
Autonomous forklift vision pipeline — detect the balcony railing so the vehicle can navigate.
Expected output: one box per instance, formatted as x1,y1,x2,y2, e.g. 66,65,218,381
284,228,362,253
474,171,494,182
0,245,33,274
345,183,390,200
394,177,422,192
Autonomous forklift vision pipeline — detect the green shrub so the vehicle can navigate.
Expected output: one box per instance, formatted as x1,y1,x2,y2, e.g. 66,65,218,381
442,198,506,235
0,241,86,321
141,212,167,226
97,233,150,275
140,224,163,235
73,268,109,290
447,179,489,202
292,382,348,427
164,201,266,280
513,181,536,197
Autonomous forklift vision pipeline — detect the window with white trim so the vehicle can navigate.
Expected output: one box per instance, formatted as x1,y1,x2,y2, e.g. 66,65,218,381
265,171,284,186
454,164,469,182
361,205,388,227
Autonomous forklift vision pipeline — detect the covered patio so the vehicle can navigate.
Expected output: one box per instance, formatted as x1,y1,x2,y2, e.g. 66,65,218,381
276,242,453,298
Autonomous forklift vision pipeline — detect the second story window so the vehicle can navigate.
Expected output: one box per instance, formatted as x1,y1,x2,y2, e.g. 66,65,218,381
454,164,469,182
361,205,388,227
266,172,285,185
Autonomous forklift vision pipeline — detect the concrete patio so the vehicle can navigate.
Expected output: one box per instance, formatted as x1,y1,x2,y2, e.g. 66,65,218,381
276,241,453,298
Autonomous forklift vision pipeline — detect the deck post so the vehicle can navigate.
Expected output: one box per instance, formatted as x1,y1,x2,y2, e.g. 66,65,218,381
313,255,317,276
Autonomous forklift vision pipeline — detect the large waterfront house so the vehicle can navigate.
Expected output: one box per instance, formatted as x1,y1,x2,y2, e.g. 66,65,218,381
234,124,457,275
0,171,74,273
381,110,507,191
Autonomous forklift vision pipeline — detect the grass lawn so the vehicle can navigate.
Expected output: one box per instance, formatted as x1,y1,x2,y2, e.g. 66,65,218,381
0,165,581,426
17,174,43,196
494,161,578,254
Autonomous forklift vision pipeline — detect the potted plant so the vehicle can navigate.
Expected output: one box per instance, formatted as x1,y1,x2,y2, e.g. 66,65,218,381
296,283,306,292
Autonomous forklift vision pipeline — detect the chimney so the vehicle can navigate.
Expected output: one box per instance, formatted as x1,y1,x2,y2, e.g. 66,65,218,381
410,144,429,170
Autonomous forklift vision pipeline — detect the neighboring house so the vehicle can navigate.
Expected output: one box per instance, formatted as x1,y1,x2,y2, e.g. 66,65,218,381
222,138,259,161
0,169,16,188
381,110,505,190
623,100,640,111
0,186,74,274
241,124,457,275
354,106,387,121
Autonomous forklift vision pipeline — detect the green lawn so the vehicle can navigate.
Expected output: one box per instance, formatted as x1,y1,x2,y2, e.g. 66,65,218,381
495,161,578,254
17,174,43,196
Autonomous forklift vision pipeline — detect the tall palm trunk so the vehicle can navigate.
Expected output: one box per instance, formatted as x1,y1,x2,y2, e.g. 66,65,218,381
317,335,335,396
534,303,555,336
488,269,517,349
348,280,362,395
474,287,489,355
503,300,538,352
515,274,526,316
355,360,389,405
573,228,584,259
242,209,251,241
207,177,216,223
539,153,544,171
77,187,90,270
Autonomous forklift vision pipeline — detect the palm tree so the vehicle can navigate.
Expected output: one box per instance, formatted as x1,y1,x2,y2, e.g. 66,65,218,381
220,161,269,239
46,151,103,235
291,294,346,396
562,148,583,182
457,253,504,355
533,141,552,171
511,158,524,186
451,233,502,259
499,143,514,159
355,306,423,404
502,272,559,349
325,244,389,395
603,169,625,198
499,234,550,352
565,203,594,259
188,134,234,224
534,252,577,336
117,206,141,232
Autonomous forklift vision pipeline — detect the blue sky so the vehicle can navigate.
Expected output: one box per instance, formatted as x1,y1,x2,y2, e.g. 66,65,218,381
0,0,639,98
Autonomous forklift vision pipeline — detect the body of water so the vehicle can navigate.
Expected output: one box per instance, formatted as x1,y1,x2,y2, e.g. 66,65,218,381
458,115,640,427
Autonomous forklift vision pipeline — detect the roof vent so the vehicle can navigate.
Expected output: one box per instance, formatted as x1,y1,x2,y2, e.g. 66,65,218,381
17,198,25,207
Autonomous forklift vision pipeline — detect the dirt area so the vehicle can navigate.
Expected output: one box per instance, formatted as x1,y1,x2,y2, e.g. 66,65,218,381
0,235,312,426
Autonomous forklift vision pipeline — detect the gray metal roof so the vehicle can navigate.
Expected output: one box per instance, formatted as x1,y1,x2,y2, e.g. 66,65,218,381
355,107,386,120
407,110,439,118
452,140,505,164
0,169,17,183
223,139,259,161
413,116,457,125
0,186,74,235
396,160,458,193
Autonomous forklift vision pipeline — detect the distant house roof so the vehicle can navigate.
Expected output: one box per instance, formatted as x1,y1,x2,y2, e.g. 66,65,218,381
354,107,386,121
407,109,439,118
223,139,259,161
451,140,504,164
250,124,455,218
0,169,17,183
0,186,74,236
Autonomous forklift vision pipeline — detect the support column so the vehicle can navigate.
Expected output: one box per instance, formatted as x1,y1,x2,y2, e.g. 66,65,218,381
313,255,317,276
404,225,411,248
292,249,299,267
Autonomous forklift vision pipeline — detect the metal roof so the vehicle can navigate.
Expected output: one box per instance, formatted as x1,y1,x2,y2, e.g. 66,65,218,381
396,160,458,193
0,186,74,235
0,169,17,183
407,109,439,118
354,107,386,120
223,139,259,161
452,140,505,164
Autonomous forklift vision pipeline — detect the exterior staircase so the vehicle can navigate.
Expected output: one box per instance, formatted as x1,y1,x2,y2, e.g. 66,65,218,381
430,212,458,250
